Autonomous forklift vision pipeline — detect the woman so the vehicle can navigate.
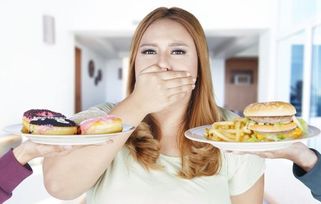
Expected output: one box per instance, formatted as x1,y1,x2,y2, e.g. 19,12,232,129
43,7,264,204
0,140,70,203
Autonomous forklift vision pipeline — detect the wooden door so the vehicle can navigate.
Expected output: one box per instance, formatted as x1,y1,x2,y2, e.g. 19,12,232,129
75,47,82,113
225,57,258,115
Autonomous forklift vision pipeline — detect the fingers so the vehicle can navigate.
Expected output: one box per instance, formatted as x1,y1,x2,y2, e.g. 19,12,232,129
139,65,164,74
88,139,114,146
134,65,196,112
36,139,115,157
223,150,247,155
167,84,195,96
158,70,191,80
33,144,70,158
139,64,192,78
163,76,195,89
245,150,286,159
138,69,195,94
256,152,275,158
163,75,195,104
168,92,187,103
55,139,114,151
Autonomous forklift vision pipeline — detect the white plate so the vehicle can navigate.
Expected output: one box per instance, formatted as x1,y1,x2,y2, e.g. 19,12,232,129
3,124,135,145
185,125,321,152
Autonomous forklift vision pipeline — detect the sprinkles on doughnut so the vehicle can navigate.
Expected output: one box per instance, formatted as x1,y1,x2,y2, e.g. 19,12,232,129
22,109,77,135
80,115,123,134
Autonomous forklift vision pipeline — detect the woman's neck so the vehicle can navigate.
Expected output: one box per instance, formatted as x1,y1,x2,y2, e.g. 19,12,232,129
151,100,189,156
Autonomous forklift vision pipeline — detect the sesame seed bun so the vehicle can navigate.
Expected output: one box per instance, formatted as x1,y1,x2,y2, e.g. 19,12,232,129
243,101,296,117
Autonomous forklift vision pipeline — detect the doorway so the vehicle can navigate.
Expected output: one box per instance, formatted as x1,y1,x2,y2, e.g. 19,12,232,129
75,47,82,113
224,57,258,115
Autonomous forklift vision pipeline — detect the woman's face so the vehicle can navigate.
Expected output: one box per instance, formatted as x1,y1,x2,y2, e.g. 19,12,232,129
135,19,198,78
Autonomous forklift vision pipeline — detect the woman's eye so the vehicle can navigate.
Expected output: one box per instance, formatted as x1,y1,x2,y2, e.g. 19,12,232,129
171,49,186,55
141,49,156,55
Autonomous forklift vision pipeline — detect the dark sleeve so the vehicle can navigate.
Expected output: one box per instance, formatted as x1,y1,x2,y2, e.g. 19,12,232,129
0,149,33,203
293,149,321,202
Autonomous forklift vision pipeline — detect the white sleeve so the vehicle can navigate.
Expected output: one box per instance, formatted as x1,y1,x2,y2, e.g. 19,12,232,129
69,103,115,124
226,153,265,196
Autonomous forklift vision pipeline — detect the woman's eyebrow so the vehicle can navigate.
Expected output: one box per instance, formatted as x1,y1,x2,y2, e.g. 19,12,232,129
140,43,157,47
140,42,189,47
169,42,189,47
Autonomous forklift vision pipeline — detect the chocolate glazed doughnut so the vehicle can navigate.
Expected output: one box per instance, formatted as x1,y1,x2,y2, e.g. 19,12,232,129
22,109,77,135
29,118,78,135
23,109,65,119
22,109,66,133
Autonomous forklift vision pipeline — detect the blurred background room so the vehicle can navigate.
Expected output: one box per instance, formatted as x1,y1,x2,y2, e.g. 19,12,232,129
0,0,321,203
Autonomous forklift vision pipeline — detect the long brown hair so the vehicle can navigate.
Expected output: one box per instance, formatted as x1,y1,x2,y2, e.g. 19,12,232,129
125,7,222,179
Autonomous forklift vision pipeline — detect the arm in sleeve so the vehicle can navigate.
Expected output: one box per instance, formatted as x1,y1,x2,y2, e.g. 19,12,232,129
69,103,115,124
227,153,265,196
293,149,321,202
0,150,32,203
218,107,241,121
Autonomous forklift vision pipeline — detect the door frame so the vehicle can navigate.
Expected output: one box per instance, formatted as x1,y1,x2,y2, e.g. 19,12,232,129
75,47,82,113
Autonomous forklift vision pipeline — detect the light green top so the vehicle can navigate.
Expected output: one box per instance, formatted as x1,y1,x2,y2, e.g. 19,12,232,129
73,103,265,204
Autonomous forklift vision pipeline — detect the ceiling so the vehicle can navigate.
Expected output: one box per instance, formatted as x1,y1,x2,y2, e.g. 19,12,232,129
75,29,261,59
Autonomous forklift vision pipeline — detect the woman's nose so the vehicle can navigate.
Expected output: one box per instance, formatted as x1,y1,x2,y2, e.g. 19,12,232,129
157,53,172,70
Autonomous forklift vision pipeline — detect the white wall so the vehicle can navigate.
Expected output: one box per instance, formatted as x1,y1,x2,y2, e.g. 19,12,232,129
258,30,278,102
235,44,258,57
75,42,107,110
0,1,74,129
257,0,279,103
2,1,301,204
105,59,123,103
211,58,225,107
69,0,273,31
264,159,320,204
0,0,274,129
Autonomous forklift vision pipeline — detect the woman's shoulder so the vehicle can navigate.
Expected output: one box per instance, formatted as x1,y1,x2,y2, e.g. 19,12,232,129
220,152,265,178
94,102,117,113
219,152,265,195
69,102,116,124
217,106,240,121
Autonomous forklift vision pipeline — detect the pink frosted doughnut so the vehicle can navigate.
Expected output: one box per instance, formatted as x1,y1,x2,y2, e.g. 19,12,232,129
80,115,123,135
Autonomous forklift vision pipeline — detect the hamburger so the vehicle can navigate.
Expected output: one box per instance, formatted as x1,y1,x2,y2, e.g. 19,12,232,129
243,101,307,141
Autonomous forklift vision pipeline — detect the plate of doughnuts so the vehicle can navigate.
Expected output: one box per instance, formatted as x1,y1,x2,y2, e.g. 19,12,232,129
3,109,135,145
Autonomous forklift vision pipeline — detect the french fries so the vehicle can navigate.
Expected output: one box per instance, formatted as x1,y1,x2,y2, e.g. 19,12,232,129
205,118,260,142
205,117,304,142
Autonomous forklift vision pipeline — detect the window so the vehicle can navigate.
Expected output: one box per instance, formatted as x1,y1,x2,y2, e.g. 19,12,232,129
277,1,321,150
279,0,320,33
310,25,321,117
290,44,304,116
277,32,305,112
